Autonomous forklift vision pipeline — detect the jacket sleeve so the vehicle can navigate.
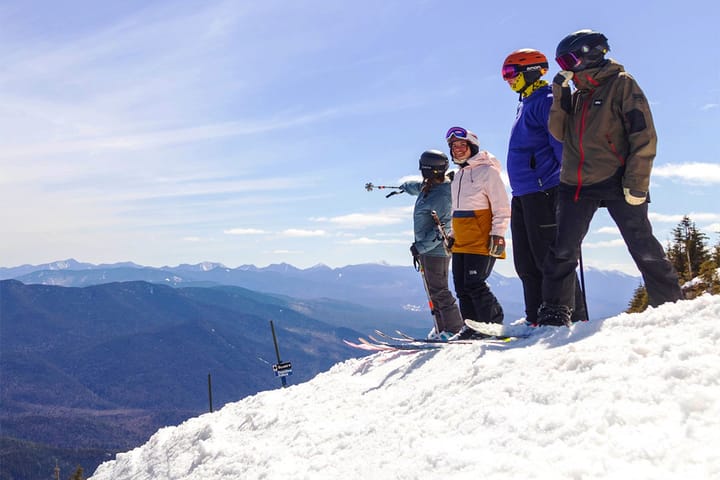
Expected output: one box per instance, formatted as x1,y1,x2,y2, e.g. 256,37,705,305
485,168,511,237
618,74,657,192
548,82,569,142
400,181,422,196
541,92,564,166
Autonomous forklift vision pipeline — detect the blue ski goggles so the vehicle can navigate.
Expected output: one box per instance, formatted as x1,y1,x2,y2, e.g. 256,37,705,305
445,126,468,142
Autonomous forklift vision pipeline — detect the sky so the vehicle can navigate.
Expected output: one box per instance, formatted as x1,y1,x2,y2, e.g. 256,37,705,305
87,294,720,479
1,1,719,277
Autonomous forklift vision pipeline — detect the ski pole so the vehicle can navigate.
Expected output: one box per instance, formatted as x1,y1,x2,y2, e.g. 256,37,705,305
416,257,442,335
365,182,404,198
430,210,452,254
578,246,589,321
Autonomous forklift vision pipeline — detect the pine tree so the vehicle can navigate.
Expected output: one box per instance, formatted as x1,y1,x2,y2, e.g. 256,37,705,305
699,258,720,295
627,283,648,313
666,216,710,282
69,466,84,480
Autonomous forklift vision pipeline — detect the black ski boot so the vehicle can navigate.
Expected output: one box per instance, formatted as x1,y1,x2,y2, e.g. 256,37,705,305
537,303,573,327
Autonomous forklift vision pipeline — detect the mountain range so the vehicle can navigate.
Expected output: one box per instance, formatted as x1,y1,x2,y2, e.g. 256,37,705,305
0,259,641,479
0,258,642,323
0,279,369,479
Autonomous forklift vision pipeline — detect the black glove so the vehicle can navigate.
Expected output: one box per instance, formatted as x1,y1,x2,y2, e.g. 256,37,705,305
410,244,421,271
446,236,455,250
488,235,505,258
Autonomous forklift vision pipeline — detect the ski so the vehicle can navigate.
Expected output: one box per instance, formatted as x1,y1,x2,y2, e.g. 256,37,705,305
464,319,538,339
343,339,387,351
359,337,443,351
389,328,522,343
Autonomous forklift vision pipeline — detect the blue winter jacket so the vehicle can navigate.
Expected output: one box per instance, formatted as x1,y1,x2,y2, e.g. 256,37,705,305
401,179,452,257
507,85,562,196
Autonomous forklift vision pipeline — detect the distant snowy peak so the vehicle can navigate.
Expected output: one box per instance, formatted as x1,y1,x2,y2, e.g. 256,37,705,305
262,263,301,273
308,263,332,271
236,264,259,272
48,259,92,270
583,265,638,279
166,262,227,272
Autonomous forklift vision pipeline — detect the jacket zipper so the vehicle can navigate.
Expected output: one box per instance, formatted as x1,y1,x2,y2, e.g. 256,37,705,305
574,91,593,202
455,168,465,209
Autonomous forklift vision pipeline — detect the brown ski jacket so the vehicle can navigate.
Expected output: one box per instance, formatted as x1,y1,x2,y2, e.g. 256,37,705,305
549,59,657,201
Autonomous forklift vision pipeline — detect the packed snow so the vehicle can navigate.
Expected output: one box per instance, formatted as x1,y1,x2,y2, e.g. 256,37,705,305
90,295,720,480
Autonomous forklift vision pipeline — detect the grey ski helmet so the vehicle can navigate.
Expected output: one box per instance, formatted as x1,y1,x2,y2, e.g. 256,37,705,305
419,150,449,179
555,29,609,72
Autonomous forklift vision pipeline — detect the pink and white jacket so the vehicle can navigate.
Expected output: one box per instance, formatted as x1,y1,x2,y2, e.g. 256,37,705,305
450,150,511,257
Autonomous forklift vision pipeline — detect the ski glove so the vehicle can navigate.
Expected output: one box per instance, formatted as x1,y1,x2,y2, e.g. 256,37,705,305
410,244,421,271
554,70,574,87
488,235,505,258
446,236,455,250
623,188,647,206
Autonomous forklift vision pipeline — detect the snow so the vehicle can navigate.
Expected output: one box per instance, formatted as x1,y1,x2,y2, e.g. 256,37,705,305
89,295,720,480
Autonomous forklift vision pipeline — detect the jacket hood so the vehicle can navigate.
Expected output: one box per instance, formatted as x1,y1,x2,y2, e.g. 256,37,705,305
572,58,625,90
465,150,502,173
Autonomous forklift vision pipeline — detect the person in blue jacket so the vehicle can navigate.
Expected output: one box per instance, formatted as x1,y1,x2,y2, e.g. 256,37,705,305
401,150,464,338
501,48,587,325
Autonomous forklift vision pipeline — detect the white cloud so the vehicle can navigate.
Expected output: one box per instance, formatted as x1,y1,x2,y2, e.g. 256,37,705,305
649,212,720,223
595,226,621,235
653,163,720,184
583,238,626,248
702,223,720,234
700,103,718,111
313,207,411,228
346,237,407,245
224,228,267,235
280,229,326,237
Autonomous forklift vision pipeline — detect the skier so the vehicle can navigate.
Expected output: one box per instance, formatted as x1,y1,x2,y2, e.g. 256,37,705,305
401,150,464,339
501,48,587,326
539,29,682,326
445,127,510,339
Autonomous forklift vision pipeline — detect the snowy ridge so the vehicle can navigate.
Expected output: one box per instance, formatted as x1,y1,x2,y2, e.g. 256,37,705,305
89,296,720,480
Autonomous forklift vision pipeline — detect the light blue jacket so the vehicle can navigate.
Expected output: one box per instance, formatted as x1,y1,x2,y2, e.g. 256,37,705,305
401,179,452,257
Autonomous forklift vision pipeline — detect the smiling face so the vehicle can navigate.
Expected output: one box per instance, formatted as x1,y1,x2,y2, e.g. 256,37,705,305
449,139,471,161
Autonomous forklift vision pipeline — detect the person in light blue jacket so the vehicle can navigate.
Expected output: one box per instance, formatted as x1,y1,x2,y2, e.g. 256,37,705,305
401,150,464,338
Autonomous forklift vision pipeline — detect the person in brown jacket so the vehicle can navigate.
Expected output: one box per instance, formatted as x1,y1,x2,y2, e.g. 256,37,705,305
538,29,682,326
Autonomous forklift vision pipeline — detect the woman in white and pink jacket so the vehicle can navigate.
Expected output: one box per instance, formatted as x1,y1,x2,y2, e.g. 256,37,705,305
445,126,511,339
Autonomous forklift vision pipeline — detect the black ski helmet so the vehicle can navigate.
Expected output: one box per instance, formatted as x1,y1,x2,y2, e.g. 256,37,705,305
419,150,449,179
555,29,609,72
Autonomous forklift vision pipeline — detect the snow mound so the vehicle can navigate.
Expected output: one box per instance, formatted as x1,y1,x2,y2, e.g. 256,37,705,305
90,295,720,480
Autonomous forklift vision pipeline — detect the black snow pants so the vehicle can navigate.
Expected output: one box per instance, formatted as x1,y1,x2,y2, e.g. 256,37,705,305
542,185,682,309
511,187,587,323
452,252,504,324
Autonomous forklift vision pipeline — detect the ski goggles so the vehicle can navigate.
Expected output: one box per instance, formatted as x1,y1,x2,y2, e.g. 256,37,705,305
445,126,468,142
556,51,582,71
502,62,548,80
501,64,521,80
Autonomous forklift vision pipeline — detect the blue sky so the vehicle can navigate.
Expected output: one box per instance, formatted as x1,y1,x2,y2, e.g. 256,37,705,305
0,1,718,276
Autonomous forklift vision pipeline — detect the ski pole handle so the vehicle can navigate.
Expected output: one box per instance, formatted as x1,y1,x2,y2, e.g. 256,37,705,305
430,210,452,253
